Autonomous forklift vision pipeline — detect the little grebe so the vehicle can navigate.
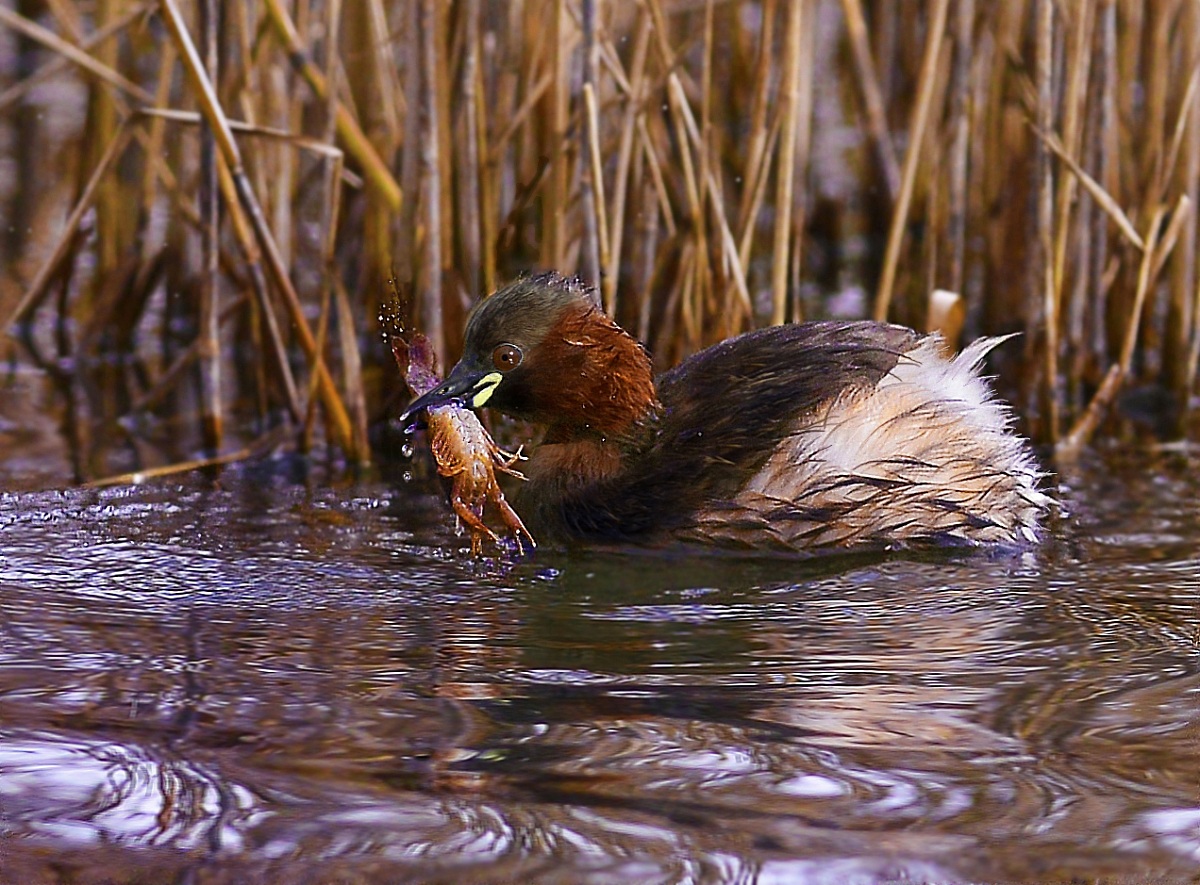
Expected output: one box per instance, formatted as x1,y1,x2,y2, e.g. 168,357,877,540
401,273,1049,552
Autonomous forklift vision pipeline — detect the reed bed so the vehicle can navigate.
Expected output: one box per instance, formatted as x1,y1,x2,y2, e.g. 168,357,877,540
1,0,1198,477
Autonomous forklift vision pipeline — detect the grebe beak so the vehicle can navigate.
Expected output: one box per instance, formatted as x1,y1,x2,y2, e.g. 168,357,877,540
398,361,504,424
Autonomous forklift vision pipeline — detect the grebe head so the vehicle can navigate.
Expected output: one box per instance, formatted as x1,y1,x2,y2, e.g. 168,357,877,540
400,272,657,436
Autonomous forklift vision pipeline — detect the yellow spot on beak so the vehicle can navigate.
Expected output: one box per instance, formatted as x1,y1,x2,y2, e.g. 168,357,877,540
471,372,504,408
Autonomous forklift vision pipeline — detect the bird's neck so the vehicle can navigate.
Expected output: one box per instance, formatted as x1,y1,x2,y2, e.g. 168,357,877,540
536,304,661,446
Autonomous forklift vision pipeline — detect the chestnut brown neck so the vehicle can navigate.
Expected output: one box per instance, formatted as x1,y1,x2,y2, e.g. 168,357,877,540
527,301,660,444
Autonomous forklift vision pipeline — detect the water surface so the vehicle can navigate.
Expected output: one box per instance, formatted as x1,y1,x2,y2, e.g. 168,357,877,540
0,449,1198,884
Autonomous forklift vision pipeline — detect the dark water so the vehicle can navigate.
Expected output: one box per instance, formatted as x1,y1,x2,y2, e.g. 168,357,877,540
0,445,1198,885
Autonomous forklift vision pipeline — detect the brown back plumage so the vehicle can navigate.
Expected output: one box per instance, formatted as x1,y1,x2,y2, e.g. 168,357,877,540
519,322,922,542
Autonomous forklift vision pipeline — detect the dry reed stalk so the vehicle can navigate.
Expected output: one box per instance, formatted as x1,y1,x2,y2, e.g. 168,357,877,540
1189,267,1200,405
840,0,901,201
300,0,346,457
790,0,817,325
634,176,661,344
945,0,974,294
458,0,484,301
1150,197,1194,283
395,0,421,297
0,6,155,105
132,292,249,413
637,117,677,237
160,0,353,450
1140,2,1177,206
138,47,176,254
260,0,402,213
476,54,498,299
2,122,132,332
734,0,776,242
681,112,754,328
1060,198,1188,454
365,0,403,144
544,0,569,271
771,0,805,326
1036,0,1060,441
664,72,708,348
343,0,397,323
302,266,336,454
433,5,456,297
1187,12,1200,406
583,83,614,313
737,112,783,270
214,153,302,423
418,0,445,367
1091,0,1117,362
1163,62,1200,407
643,0,708,347
486,70,553,162
334,274,370,463
645,13,751,330
137,109,360,176
198,0,222,452
698,1,723,336
1051,0,1095,304
0,4,148,113
1160,71,1199,204
578,0,602,292
1039,129,1145,252
5,0,1200,462
324,33,368,464
84,426,292,489
605,12,652,309
874,0,951,322
91,0,125,282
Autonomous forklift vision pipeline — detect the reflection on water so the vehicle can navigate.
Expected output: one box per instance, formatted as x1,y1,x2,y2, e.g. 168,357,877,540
0,451,1198,883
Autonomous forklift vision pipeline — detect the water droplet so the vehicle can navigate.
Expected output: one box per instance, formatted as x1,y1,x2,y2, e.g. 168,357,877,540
402,471,413,483
401,443,415,459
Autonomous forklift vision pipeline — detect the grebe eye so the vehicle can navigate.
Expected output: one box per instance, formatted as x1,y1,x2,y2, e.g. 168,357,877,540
492,343,523,371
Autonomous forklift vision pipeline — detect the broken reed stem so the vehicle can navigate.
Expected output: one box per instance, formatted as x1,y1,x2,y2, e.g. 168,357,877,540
138,108,363,174
1039,128,1145,251
874,0,951,322
84,426,292,489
